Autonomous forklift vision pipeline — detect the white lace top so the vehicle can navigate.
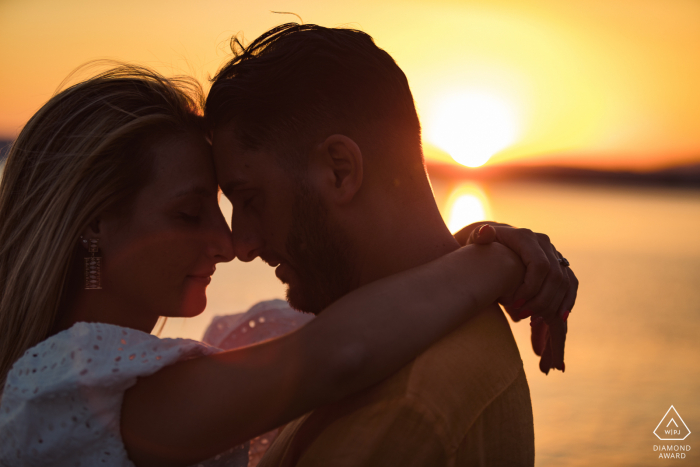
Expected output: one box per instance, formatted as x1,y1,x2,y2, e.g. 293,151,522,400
0,321,249,467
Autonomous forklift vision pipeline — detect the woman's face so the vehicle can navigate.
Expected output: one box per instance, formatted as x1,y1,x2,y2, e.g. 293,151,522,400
97,133,234,322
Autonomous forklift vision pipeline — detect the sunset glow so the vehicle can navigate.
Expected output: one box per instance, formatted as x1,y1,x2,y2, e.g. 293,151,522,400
427,91,519,167
1,0,699,170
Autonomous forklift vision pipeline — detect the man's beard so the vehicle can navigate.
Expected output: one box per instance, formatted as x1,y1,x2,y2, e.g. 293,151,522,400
284,183,357,315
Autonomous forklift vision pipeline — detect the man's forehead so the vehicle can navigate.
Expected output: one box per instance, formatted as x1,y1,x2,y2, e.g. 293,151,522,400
212,127,246,159
212,129,259,172
211,133,285,191
212,150,259,190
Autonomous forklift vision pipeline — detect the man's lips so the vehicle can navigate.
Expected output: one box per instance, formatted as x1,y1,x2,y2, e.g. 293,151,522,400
261,254,291,283
274,263,292,284
261,254,281,268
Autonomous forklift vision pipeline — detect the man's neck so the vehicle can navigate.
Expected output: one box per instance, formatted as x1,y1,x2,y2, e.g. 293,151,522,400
353,203,461,288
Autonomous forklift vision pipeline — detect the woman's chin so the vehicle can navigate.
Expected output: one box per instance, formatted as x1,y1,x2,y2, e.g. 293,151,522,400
176,290,208,318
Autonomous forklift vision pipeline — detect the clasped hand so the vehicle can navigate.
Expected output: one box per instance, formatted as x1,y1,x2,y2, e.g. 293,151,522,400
455,222,578,375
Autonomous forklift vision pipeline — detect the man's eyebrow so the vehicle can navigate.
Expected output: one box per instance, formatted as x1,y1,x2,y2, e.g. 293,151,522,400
221,179,249,193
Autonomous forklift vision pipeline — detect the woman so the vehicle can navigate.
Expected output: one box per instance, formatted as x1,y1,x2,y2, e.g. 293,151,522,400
0,64,526,467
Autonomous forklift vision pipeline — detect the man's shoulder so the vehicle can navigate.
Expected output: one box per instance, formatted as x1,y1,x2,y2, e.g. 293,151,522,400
407,303,524,400
315,303,525,425
402,304,526,432
336,304,528,456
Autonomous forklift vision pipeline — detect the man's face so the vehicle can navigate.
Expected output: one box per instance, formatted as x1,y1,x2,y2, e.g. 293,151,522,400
212,126,357,314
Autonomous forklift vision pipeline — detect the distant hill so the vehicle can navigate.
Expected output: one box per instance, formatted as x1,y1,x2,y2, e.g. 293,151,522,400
425,161,700,188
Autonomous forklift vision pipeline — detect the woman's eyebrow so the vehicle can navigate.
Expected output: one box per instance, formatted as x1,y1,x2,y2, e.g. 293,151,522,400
172,187,215,199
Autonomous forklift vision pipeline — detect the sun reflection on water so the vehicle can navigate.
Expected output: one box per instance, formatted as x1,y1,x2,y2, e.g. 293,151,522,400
445,183,491,233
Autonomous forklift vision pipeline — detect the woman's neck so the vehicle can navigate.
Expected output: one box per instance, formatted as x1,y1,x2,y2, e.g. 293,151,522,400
52,292,158,336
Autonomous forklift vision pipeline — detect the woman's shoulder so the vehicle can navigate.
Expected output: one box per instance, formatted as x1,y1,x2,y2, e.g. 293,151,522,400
5,321,218,391
0,322,219,466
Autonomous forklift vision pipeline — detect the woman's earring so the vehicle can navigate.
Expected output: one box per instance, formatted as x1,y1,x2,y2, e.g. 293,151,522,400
84,238,102,290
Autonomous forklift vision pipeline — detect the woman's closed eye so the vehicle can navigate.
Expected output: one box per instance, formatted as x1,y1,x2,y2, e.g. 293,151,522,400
178,212,200,223
177,199,203,222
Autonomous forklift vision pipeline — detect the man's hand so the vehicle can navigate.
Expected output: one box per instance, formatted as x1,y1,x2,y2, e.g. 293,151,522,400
455,222,577,374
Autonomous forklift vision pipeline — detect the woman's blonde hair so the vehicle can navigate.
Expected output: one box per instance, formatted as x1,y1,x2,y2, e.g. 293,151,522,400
0,63,205,384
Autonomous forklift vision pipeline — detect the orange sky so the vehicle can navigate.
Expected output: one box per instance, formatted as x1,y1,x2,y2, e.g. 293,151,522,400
1,0,699,170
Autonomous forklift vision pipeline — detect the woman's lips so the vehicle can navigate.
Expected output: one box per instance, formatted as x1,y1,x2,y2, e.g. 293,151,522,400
187,275,212,285
187,267,215,285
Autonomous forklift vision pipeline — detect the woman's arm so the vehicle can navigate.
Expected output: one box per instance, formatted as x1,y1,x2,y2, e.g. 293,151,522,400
454,221,576,373
122,242,523,466
454,221,577,322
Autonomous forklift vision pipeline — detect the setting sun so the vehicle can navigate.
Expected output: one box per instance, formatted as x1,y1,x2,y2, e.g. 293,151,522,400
426,91,519,168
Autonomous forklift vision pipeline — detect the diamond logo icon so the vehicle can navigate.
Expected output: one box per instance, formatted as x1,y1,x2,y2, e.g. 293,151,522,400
654,406,691,441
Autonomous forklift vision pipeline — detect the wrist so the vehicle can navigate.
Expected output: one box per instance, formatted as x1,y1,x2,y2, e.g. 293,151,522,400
491,243,525,297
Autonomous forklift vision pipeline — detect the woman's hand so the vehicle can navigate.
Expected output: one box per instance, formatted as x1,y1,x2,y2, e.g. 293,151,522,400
530,316,567,374
455,222,577,374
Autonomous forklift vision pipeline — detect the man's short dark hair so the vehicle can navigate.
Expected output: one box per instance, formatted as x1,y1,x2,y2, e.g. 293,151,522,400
206,23,424,173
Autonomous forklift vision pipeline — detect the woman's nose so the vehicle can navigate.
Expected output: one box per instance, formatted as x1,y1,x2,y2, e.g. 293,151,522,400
208,211,235,263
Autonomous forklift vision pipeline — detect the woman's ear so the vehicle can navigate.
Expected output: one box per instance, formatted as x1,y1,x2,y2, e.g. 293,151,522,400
80,216,102,250
89,217,101,234
315,134,363,204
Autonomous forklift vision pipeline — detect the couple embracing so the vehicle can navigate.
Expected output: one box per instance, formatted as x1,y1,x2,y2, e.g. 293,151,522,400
0,23,577,467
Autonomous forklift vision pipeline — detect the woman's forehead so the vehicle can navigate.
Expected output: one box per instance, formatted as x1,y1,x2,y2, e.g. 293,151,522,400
146,136,217,192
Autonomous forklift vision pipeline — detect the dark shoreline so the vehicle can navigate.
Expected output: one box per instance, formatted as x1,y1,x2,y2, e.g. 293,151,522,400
426,161,700,189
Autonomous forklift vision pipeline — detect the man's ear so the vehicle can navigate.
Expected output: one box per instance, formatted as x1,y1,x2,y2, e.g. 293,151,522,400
316,134,363,204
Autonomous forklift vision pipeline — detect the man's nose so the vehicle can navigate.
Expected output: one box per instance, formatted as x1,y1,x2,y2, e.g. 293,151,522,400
230,223,263,263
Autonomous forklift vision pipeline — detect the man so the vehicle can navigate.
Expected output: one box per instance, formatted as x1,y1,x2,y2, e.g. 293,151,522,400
207,24,576,466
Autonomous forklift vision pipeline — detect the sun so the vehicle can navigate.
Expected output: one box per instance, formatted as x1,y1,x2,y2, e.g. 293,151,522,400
427,91,519,167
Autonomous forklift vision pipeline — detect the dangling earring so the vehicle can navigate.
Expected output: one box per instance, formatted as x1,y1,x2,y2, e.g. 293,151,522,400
84,238,102,290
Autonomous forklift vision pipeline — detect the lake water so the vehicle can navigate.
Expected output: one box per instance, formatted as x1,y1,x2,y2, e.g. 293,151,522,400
160,177,700,466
